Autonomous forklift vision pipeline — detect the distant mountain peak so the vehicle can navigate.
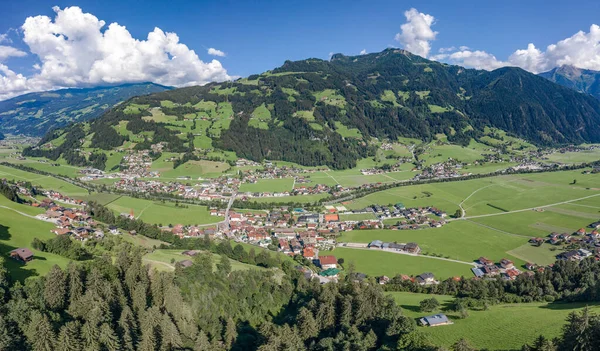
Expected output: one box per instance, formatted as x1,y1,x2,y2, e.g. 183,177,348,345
540,65,600,100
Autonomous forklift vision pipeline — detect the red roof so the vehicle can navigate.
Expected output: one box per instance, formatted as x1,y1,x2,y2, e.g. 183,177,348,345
319,255,337,265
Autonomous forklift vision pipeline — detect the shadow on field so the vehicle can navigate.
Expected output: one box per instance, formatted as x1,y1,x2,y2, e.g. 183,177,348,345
0,224,40,282
539,301,600,311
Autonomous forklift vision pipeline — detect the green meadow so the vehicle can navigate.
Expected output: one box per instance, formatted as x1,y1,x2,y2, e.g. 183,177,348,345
0,206,71,282
389,292,600,350
331,247,473,279
0,164,88,196
239,178,295,193
105,196,222,226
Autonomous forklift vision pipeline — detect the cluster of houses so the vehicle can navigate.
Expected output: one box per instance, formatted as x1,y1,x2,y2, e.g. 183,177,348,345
471,257,523,280
37,200,105,241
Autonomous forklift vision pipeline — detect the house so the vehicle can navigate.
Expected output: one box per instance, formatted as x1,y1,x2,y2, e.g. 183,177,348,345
319,255,338,270
109,226,119,235
9,248,34,263
182,250,201,256
557,250,579,261
482,265,500,276
478,257,494,266
303,248,316,260
576,228,587,235
499,258,514,269
324,214,339,223
378,276,390,285
525,262,536,270
471,267,485,278
369,240,384,249
416,272,437,285
420,314,452,327
404,242,421,254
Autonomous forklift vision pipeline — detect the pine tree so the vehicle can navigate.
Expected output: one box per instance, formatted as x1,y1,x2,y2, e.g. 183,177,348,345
99,323,121,351
0,313,16,350
216,255,232,277
160,314,183,350
56,321,83,351
297,307,318,340
118,305,138,351
26,312,56,351
138,329,158,351
223,317,237,349
67,263,84,302
43,265,67,310
194,331,211,351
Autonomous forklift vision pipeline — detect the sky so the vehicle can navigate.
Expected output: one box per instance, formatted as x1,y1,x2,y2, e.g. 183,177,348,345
2,0,600,100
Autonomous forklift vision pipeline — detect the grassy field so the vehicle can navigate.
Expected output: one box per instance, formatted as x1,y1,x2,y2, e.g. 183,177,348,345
0,206,71,281
544,149,600,164
152,159,231,179
105,196,222,226
331,247,473,278
0,164,88,196
419,140,491,166
340,169,600,216
338,221,528,266
389,292,600,350
142,249,261,272
239,178,295,193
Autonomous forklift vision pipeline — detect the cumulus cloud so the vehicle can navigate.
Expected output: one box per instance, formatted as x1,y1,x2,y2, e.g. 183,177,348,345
0,6,232,100
0,34,9,44
359,49,367,55
394,8,437,58
207,47,226,57
0,46,27,61
430,23,600,73
438,46,455,53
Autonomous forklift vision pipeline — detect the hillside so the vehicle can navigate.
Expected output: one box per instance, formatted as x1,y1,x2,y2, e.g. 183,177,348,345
539,65,600,100
0,82,171,136
25,48,600,170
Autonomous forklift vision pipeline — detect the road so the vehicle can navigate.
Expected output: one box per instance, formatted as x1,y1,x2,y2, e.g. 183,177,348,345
0,205,54,222
221,192,237,235
450,192,600,221
336,243,477,266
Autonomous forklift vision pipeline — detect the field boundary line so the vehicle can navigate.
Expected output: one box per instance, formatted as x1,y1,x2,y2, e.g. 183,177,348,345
453,193,600,221
103,195,122,206
337,244,477,266
465,220,531,238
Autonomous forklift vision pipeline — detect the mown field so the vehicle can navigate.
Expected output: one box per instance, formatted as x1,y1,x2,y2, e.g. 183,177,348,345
0,164,88,196
142,249,262,272
340,169,600,216
104,196,222,226
331,247,474,278
337,221,530,266
0,204,71,281
239,178,295,193
389,292,600,350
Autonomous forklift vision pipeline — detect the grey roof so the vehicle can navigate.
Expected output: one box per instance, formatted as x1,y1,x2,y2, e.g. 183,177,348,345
422,314,449,326
369,240,383,247
471,267,485,277
418,272,435,280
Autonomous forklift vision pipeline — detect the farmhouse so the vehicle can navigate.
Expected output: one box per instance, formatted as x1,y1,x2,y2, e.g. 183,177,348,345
478,257,494,266
319,255,338,270
416,272,437,285
420,314,452,327
9,248,34,263
499,258,514,269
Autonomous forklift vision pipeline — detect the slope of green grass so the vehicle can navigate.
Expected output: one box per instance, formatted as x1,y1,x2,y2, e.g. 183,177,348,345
389,292,600,350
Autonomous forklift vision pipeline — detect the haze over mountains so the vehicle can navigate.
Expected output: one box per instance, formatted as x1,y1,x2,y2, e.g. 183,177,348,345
0,83,171,136
539,65,600,101
21,49,600,171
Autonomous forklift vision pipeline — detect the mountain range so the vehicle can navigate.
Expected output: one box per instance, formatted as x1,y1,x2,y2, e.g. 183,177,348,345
22,49,600,170
0,83,171,136
539,65,600,101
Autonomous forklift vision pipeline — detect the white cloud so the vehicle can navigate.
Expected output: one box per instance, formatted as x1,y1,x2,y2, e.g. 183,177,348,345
394,8,437,58
0,34,9,44
328,52,334,59
0,46,27,61
431,23,600,73
0,6,232,100
438,46,455,53
359,49,367,55
207,47,226,57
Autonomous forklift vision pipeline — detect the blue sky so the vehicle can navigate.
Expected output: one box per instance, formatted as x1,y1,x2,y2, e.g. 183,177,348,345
2,0,600,99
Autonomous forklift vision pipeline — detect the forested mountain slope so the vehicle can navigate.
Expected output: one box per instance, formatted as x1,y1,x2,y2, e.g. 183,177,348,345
26,49,600,170
0,83,171,136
